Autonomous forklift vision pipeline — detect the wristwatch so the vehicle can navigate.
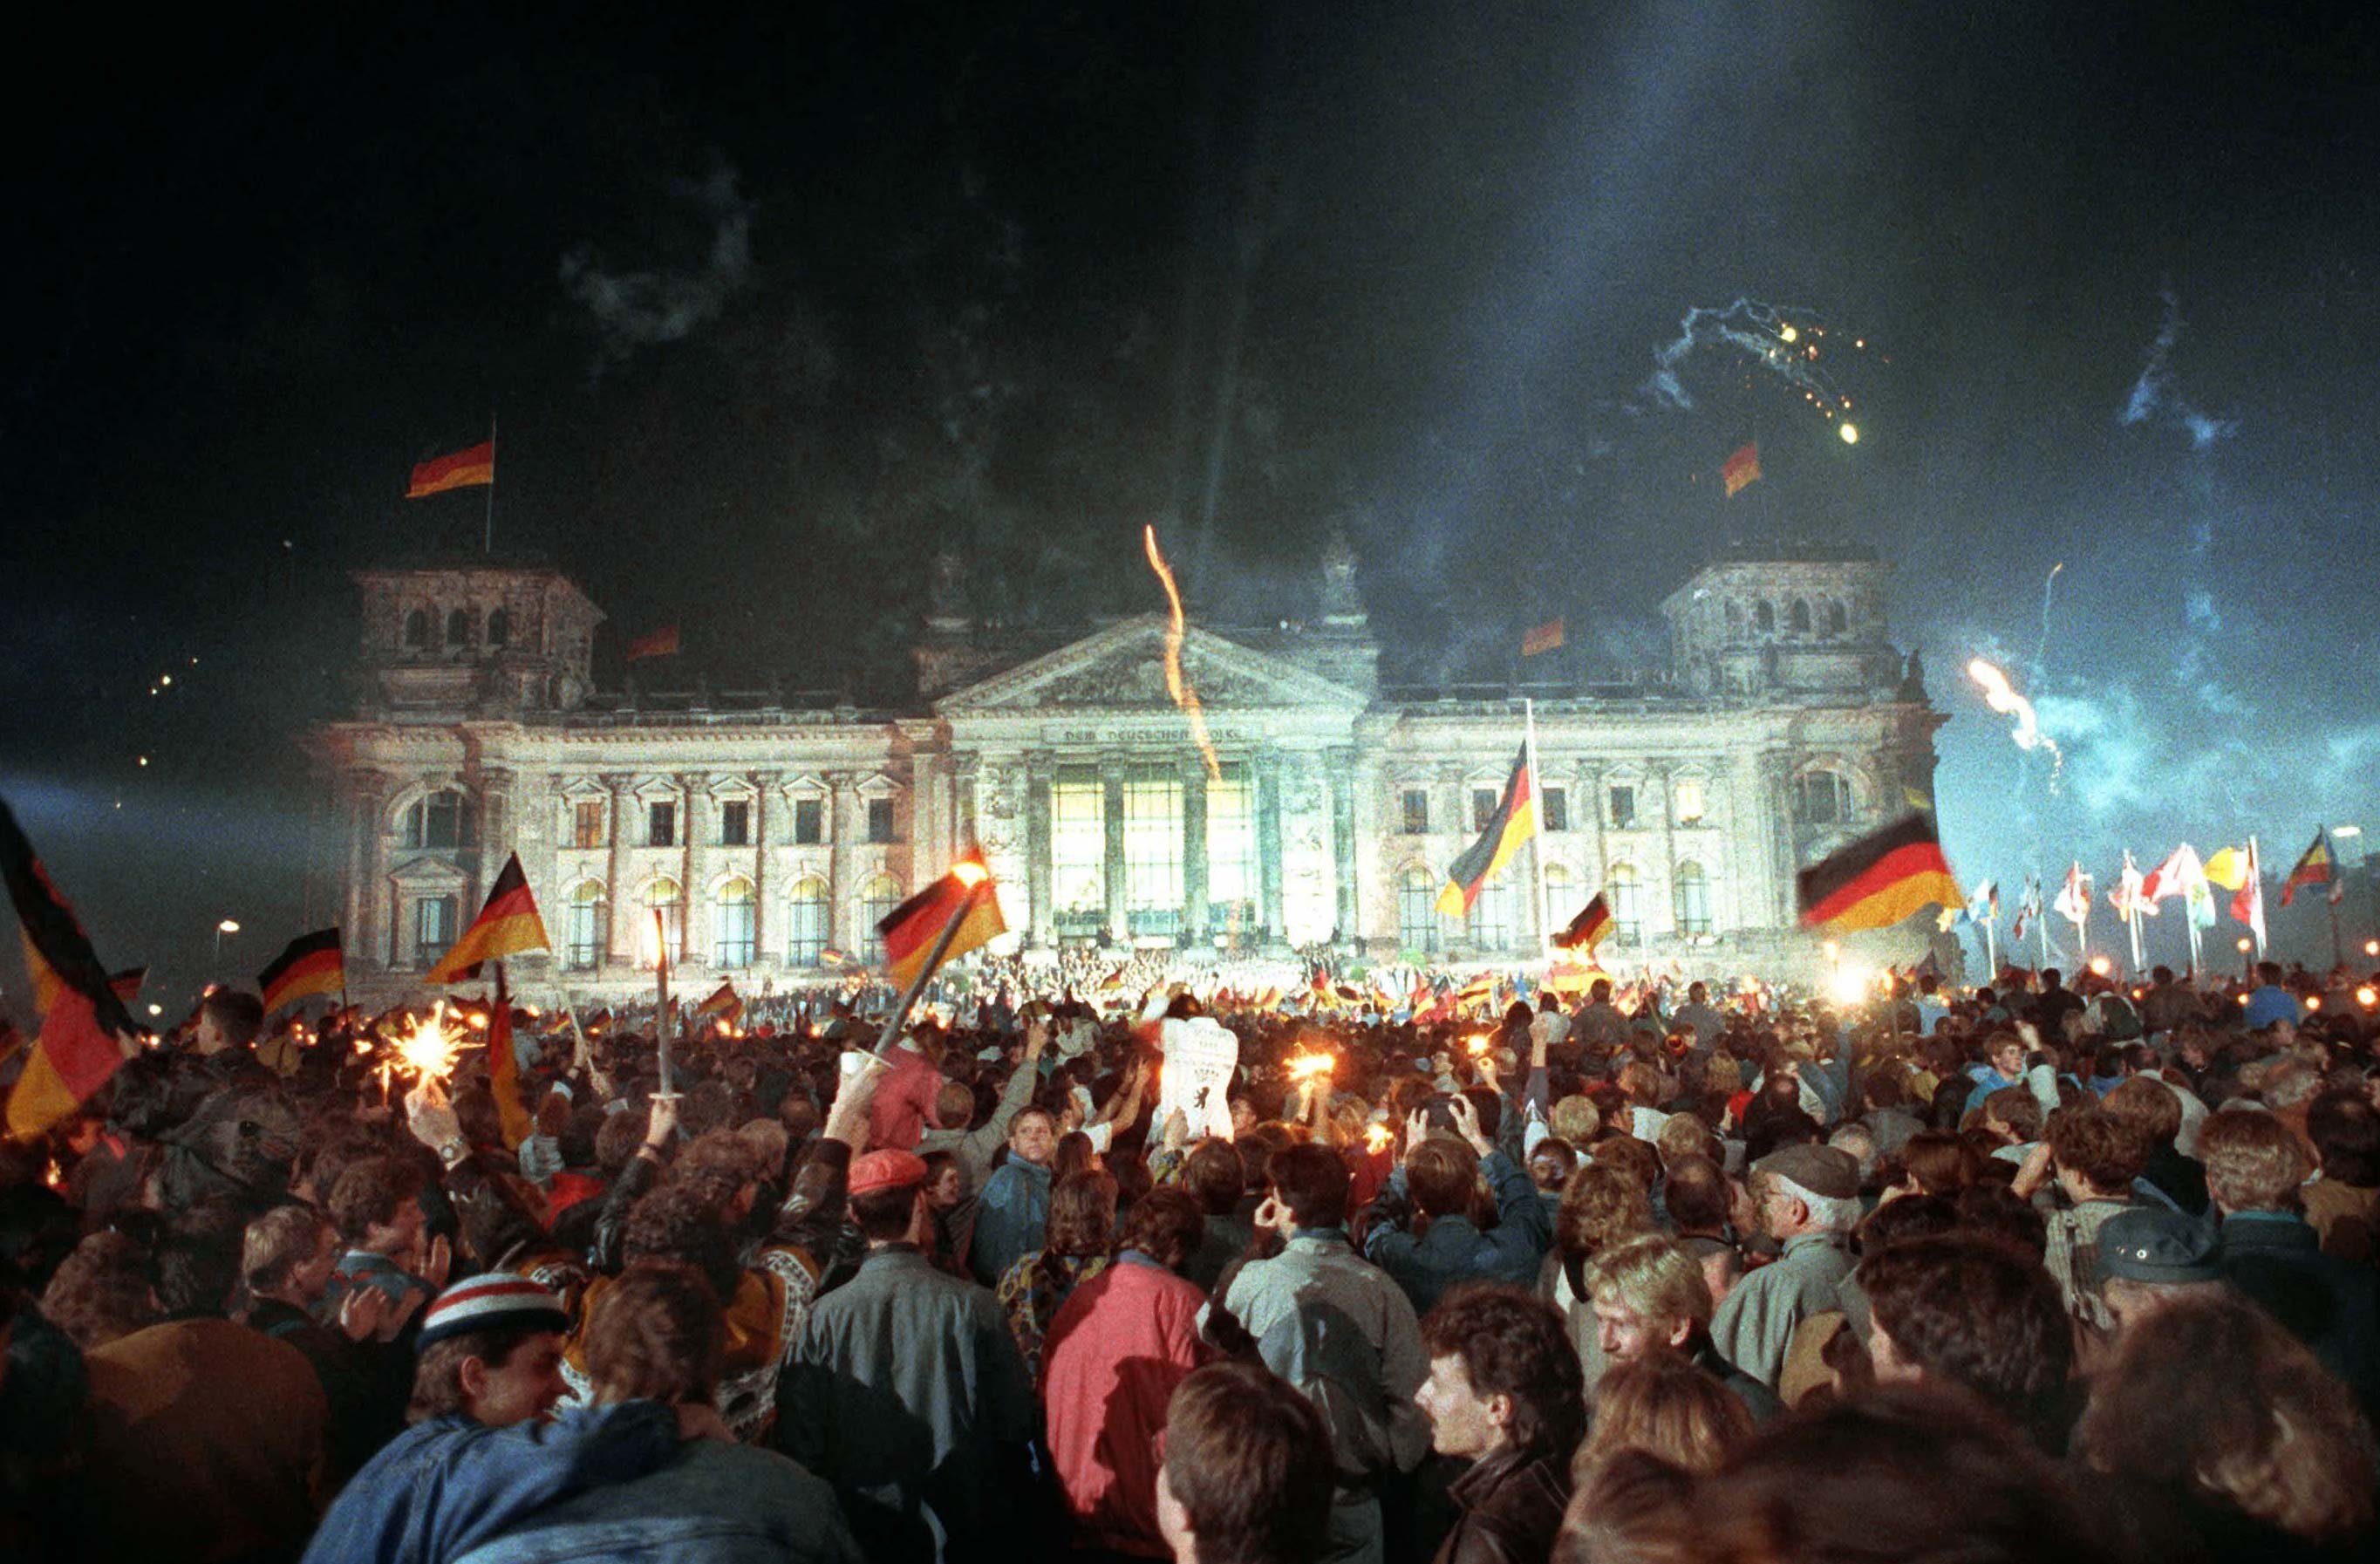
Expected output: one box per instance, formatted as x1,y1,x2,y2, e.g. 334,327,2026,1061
438,1139,469,1168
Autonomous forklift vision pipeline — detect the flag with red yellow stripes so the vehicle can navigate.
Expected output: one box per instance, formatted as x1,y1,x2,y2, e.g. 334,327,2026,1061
426,854,550,984
1797,814,1964,933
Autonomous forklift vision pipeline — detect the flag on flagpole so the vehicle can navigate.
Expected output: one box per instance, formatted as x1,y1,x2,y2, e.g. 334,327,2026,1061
107,966,147,1004
259,927,344,1014
2112,852,2157,921
406,441,495,498
1796,814,1964,933
2202,844,2251,891
488,966,531,1151
425,854,551,984
876,848,1006,988
2010,874,2042,942
2053,862,2091,927
626,625,682,661
2231,837,2265,947
696,980,745,1027
1553,893,1613,953
1520,618,1565,657
1722,442,1762,496
1436,746,1538,916
2281,829,2336,907
2,798,140,1139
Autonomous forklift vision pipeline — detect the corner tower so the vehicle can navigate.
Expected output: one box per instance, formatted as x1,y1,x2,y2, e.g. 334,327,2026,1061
351,562,604,716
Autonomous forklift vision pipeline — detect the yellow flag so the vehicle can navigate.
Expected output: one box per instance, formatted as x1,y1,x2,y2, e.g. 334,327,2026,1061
2203,845,2249,891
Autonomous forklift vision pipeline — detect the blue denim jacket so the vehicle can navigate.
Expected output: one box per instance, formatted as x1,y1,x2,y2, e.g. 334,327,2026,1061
455,1442,863,1564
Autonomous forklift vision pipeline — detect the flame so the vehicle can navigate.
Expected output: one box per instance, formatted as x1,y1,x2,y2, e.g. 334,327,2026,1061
1142,525,1222,782
1286,1051,1335,1082
2356,986,2376,1009
1364,1123,1394,1154
951,858,990,889
1465,1035,1490,1056
394,1003,463,1084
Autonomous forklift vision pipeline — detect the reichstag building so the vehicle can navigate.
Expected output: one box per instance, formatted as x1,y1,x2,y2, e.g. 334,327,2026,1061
312,541,1942,1000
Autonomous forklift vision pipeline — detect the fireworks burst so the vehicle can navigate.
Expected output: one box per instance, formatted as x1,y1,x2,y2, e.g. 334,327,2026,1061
1967,658,2064,785
1643,297,1869,434
1142,524,1222,782
393,1002,465,1085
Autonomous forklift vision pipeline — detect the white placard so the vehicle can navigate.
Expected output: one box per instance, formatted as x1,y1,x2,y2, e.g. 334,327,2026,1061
1156,1015,1240,1141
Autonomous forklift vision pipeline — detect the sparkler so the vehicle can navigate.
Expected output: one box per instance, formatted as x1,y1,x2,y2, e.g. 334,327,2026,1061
394,1002,464,1085
1142,524,1222,782
1285,1051,1335,1082
1967,658,2063,784
1363,1123,1394,1154
1464,1035,1491,1057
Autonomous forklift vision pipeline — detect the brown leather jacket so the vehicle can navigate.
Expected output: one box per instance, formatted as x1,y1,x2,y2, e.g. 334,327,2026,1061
1435,1444,1572,1564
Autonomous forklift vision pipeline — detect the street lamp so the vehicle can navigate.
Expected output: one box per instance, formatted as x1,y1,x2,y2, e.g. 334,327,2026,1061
215,918,240,960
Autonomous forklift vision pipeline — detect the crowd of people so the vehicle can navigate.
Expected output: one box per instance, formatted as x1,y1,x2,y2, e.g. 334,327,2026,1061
2,949,2377,1562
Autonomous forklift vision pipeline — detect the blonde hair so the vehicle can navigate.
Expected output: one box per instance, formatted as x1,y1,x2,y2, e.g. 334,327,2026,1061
1551,1094,1601,1146
1573,1355,1754,1489
2199,1109,2313,1212
1586,1234,1714,1332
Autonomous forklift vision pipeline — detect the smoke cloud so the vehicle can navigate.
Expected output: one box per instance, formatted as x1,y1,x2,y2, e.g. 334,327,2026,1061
561,167,753,365
2118,290,2235,449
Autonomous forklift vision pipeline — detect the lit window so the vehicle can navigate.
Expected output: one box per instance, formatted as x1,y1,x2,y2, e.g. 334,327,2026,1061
566,882,604,969
721,801,751,846
1207,763,1258,938
1401,789,1429,835
1124,766,1183,935
1674,861,1712,936
1606,863,1642,944
572,801,605,850
648,801,676,848
787,878,829,966
713,878,756,968
862,875,902,947
793,797,823,844
866,797,896,844
1542,788,1569,833
1398,866,1439,954
1543,862,1575,933
1053,769,1106,925
1674,778,1706,825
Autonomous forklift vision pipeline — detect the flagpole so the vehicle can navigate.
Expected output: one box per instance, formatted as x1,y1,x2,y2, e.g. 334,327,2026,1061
484,410,497,556
1983,915,1996,981
870,880,988,1062
2248,835,2264,964
1524,698,1551,962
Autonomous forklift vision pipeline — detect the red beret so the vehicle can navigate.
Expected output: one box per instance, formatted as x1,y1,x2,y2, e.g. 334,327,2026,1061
848,1148,930,1197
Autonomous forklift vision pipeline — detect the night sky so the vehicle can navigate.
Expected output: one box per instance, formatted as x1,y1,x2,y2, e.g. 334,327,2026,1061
7,3,2377,1007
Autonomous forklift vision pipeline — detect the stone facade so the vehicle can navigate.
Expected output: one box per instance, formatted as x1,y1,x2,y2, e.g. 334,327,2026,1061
310,547,1942,1001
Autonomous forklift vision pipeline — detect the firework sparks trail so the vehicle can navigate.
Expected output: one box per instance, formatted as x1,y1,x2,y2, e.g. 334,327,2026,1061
1142,524,1223,782
2031,561,2063,680
1641,297,1867,436
1967,658,2064,787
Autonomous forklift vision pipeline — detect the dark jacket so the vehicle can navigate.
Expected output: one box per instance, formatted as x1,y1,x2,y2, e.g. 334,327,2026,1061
1363,1149,1554,1315
2219,1211,2380,1425
1434,1444,1570,1564
248,1296,410,1481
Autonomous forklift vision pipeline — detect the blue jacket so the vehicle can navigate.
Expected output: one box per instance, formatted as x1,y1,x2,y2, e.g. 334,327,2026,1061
968,1157,1052,1287
455,1441,863,1564
1364,1149,1552,1315
2220,1211,2380,1425
301,1402,679,1564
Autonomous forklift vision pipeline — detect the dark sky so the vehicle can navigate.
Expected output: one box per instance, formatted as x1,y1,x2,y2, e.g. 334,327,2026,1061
6,2,2377,1006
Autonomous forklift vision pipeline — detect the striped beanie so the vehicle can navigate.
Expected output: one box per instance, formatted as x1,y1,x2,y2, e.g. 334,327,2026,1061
416,1274,569,1353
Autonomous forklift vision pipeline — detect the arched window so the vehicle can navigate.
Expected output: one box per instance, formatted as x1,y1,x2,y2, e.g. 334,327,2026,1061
1674,861,1712,937
1398,866,1439,955
1606,863,1641,945
566,881,606,970
487,608,510,647
1542,863,1575,937
644,878,684,963
862,875,902,953
447,608,473,647
1754,601,1776,634
1790,599,1811,634
1826,600,1848,635
1724,601,1742,634
402,789,475,850
787,878,829,966
1791,770,1853,827
404,609,432,648
713,878,756,969
1468,882,1517,953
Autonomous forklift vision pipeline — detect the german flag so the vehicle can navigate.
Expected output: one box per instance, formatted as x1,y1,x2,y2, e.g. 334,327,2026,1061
1521,618,1565,657
625,625,681,661
1797,814,1964,933
1722,441,1762,497
1436,746,1538,915
2281,829,2336,907
406,440,495,498
877,848,1006,988
1554,892,1613,953
259,927,344,1014
426,853,551,984
695,980,744,1027
2,797,139,1138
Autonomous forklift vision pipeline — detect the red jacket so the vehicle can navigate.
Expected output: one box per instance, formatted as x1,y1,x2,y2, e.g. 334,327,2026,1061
868,1043,945,1151
1040,1254,1211,1556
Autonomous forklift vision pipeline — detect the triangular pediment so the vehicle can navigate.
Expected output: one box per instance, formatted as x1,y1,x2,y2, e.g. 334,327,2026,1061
937,614,1367,714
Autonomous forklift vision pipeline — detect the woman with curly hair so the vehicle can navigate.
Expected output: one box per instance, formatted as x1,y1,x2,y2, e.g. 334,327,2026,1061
2079,1291,2376,1555
995,1168,1117,1388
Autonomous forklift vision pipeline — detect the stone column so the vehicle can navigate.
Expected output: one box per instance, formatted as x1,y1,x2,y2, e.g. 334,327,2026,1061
827,772,856,953
1182,760,1210,944
604,774,634,963
677,773,701,963
751,771,778,967
1329,751,1358,945
1257,752,1285,943
477,768,515,905
346,771,387,970
1348,749,1384,946
1026,756,1054,947
1655,763,1678,940
1586,763,1609,890
1101,758,1129,940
